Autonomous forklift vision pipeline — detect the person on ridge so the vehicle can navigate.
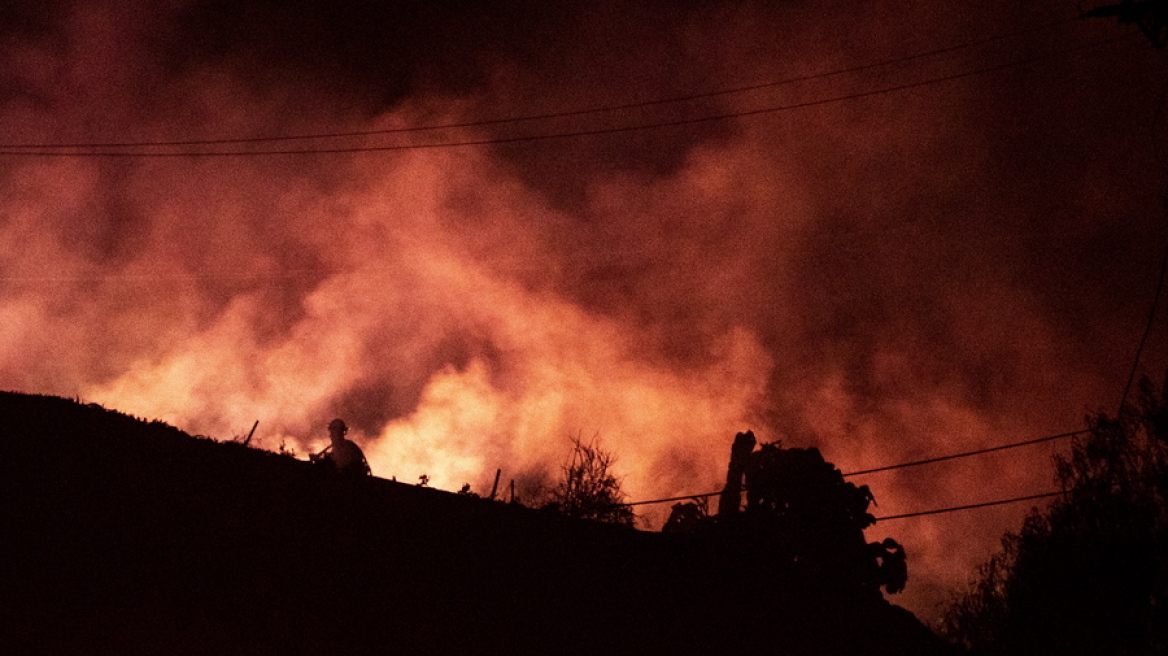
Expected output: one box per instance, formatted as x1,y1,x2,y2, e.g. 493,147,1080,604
311,418,371,477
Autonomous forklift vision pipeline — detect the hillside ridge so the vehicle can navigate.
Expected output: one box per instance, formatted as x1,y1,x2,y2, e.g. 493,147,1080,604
0,391,953,655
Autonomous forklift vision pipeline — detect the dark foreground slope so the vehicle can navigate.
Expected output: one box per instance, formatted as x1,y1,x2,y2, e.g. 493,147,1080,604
0,391,952,655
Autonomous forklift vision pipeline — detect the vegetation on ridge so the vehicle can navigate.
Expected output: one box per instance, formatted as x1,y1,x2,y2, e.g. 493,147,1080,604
941,376,1168,654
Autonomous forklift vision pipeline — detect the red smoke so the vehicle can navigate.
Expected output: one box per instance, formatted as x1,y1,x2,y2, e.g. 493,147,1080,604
2,0,1166,620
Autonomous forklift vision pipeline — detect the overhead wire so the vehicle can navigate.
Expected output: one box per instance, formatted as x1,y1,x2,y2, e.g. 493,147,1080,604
0,33,1138,158
877,471,1168,521
874,491,1063,521
0,16,1083,150
839,429,1089,477
623,491,723,508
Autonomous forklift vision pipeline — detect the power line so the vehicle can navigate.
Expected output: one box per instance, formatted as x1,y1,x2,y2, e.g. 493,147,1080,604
840,429,1088,477
0,34,1135,159
618,427,1088,508
624,485,1069,521
876,471,1168,521
623,491,722,508
874,490,1062,521
0,16,1081,150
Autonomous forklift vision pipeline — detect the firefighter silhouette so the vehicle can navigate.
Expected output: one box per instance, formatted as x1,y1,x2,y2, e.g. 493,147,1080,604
310,419,371,477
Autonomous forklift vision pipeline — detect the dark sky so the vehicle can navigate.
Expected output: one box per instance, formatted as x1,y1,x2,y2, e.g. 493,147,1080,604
2,0,1165,619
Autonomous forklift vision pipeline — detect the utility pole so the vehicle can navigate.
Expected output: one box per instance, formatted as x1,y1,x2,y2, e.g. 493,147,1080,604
717,430,757,517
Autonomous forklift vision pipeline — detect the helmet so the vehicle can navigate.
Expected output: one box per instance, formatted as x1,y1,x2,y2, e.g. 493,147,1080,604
328,418,347,433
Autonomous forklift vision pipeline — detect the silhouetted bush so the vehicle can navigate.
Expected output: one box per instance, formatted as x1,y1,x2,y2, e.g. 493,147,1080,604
941,375,1168,655
545,434,635,526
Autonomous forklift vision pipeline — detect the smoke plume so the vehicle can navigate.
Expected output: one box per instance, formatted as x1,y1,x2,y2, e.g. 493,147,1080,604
3,0,1165,619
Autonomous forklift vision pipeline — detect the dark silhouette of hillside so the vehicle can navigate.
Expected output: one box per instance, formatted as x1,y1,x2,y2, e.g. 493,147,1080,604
0,391,953,655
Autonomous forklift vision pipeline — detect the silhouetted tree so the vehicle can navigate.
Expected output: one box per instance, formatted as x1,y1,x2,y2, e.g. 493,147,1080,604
741,442,897,592
744,443,877,532
941,375,1168,655
546,434,635,526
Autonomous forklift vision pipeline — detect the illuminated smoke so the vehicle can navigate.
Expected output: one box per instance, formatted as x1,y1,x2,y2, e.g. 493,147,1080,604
3,0,1167,619
84,145,776,499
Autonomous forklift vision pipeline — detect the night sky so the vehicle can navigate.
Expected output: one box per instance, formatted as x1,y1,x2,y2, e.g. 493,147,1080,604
2,0,1165,620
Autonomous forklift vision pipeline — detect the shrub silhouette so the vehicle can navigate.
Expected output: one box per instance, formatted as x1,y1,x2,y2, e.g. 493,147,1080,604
941,375,1168,654
545,434,635,526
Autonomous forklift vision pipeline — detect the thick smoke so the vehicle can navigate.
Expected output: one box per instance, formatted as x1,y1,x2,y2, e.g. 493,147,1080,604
3,0,1166,619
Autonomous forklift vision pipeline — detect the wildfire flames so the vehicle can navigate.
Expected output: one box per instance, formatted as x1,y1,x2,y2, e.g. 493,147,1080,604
2,0,1165,618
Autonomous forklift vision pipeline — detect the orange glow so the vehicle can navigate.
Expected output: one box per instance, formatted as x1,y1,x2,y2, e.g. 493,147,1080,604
2,0,1164,622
